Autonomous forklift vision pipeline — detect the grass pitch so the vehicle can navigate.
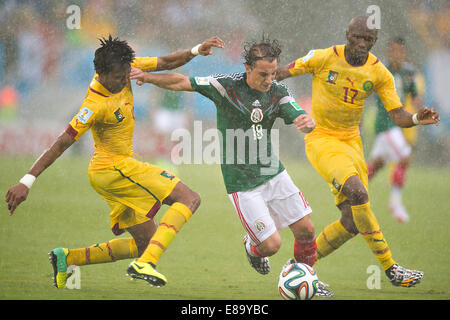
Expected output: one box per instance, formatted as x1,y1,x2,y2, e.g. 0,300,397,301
0,154,449,300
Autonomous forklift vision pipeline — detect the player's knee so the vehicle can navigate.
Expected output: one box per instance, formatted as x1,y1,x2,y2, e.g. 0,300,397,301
351,188,369,205
261,234,282,256
264,243,281,257
344,182,369,205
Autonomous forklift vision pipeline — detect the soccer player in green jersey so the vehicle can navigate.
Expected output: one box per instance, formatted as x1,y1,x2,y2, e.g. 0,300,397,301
367,38,424,223
130,38,334,295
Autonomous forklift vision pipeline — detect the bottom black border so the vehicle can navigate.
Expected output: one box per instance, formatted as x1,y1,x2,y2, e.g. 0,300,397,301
2,299,448,318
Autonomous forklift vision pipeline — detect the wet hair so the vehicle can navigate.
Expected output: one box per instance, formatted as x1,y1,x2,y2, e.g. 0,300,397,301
389,37,406,46
243,36,282,68
93,35,135,75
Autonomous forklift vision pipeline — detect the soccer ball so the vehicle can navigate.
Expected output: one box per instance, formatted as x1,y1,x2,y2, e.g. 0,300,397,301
278,262,319,300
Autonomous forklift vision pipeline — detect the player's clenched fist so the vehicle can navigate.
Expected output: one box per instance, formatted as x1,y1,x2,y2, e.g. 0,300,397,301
294,114,316,133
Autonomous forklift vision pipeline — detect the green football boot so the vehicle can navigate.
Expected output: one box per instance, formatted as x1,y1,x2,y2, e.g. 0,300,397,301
48,248,70,288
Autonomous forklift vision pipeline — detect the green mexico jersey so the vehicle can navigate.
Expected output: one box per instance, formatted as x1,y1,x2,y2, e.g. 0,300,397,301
374,63,418,134
190,72,306,193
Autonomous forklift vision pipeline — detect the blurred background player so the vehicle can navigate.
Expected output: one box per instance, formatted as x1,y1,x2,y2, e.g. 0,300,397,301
367,37,425,223
151,89,193,175
5,35,224,288
277,15,439,288
130,38,335,296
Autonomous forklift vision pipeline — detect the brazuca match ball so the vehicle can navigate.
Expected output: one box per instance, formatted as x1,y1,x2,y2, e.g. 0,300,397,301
278,262,319,300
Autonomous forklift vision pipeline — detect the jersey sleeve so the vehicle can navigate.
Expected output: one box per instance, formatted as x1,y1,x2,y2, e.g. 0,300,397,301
277,84,307,124
131,56,158,71
189,76,224,105
374,66,403,112
288,48,328,76
66,98,102,141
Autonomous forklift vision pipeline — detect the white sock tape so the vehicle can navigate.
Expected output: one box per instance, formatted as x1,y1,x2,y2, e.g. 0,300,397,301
19,174,36,189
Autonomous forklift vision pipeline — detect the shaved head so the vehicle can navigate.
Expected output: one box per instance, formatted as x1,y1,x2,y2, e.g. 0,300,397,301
345,15,378,66
348,14,379,33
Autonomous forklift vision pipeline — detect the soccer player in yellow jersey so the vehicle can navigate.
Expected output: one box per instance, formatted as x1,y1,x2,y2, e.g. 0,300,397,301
276,15,439,288
5,35,224,288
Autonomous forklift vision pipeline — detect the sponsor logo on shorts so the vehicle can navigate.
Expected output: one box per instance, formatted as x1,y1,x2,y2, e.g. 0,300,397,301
160,170,175,180
332,178,342,191
255,220,266,232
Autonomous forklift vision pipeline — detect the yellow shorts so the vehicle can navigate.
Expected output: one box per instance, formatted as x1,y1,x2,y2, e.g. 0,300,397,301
305,132,369,206
88,157,180,235
402,126,418,147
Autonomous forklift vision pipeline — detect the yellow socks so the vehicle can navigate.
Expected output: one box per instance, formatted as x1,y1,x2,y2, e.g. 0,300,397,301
64,202,193,268
66,238,138,266
351,202,396,270
316,220,356,261
137,202,192,265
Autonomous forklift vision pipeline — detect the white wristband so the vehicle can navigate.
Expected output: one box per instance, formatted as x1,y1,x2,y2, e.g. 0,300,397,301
412,113,419,125
191,44,201,56
19,174,36,189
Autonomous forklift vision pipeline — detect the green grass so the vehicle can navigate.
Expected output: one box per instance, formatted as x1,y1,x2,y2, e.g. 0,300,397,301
0,155,449,300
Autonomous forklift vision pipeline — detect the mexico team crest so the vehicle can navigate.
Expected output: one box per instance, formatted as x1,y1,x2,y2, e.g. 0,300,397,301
255,220,266,232
251,107,264,123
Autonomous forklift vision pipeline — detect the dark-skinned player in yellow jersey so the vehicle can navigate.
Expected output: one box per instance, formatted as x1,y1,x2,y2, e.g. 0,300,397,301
277,15,439,288
5,35,224,288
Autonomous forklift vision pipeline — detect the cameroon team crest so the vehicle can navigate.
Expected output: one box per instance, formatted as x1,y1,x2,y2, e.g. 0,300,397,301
114,108,125,122
251,107,264,123
327,70,339,84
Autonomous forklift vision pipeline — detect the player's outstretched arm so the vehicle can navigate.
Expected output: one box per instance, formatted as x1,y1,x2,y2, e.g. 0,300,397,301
5,131,75,215
155,36,224,71
389,106,440,128
276,64,294,81
130,67,193,92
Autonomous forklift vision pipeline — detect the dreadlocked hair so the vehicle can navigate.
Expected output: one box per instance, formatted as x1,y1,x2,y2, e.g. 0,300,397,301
243,35,282,68
94,35,135,75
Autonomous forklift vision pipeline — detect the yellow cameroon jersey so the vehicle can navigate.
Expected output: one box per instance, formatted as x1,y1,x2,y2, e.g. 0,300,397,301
289,45,402,139
66,57,158,170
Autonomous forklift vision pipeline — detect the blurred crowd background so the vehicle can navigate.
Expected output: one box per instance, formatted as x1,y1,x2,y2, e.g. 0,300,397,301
0,0,449,166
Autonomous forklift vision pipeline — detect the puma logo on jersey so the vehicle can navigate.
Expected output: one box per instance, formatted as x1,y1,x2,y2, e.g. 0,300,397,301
346,77,354,87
